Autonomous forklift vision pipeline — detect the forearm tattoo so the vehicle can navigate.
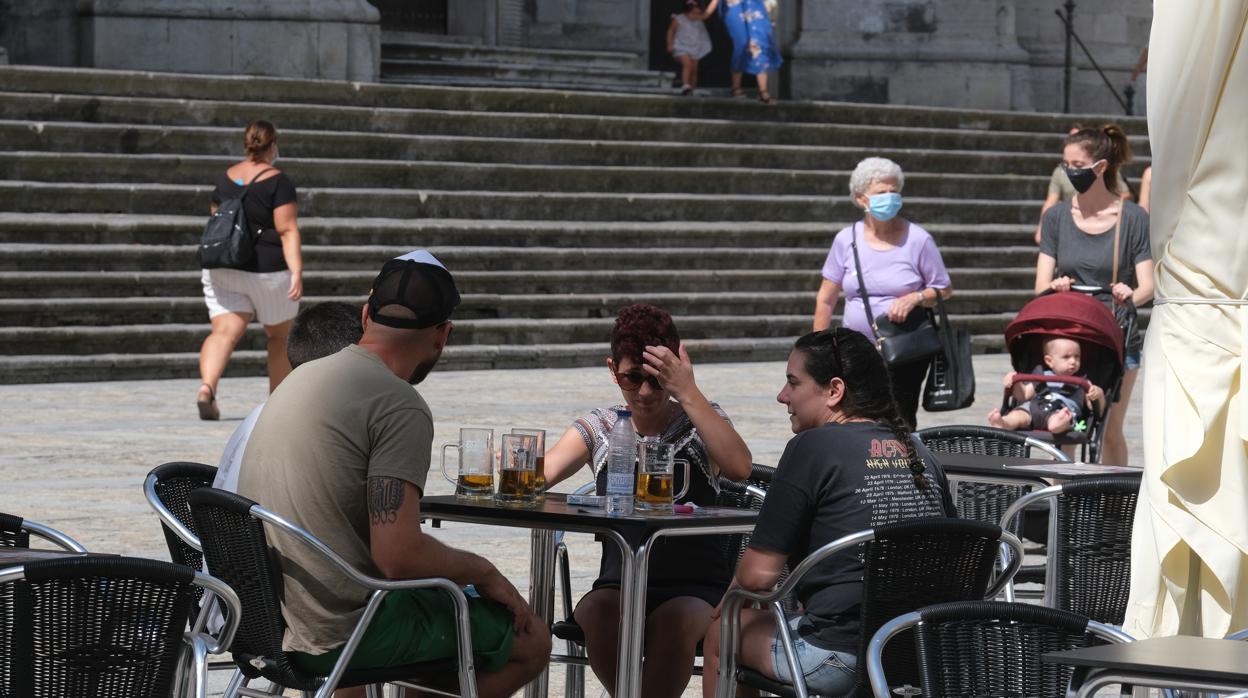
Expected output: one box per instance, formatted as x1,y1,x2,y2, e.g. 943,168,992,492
367,477,405,525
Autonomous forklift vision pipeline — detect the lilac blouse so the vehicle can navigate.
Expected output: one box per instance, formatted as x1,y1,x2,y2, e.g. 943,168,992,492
821,221,952,343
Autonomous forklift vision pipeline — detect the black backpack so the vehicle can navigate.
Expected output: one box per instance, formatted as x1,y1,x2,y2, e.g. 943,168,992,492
198,168,274,269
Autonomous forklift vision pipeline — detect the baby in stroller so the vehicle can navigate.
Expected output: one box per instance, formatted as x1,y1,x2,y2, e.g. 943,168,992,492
988,336,1106,434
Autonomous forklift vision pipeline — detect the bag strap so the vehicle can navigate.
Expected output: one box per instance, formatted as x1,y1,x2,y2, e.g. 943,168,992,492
239,167,276,198
848,221,879,336
1111,200,1123,285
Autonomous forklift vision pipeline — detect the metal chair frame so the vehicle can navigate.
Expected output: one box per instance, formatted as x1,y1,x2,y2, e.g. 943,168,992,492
713,523,1025,698
998,476,1139,623
0,558,241,698
189,489,479,698
864,601,1133,698
0,513,87,553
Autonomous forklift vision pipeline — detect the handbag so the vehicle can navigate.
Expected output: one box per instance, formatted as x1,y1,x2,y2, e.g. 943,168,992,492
198,167,274,269
923,293,976,411
848,222,943,366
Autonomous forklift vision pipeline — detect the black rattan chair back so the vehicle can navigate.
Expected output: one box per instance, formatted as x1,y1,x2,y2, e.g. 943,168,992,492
716,463,774,565
1051,476,1139,625
917,426,1048,534
187,487,319,691
0,555,198,697
852,518,1003,696
912,601,1105,697
0,512,30,548
149,462,217,571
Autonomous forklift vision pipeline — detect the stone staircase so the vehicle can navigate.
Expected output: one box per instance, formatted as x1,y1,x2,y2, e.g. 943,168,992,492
380,32,668,93
0,65,1148,384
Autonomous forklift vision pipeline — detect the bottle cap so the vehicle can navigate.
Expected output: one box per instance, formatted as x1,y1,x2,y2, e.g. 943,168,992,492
616,409,632,417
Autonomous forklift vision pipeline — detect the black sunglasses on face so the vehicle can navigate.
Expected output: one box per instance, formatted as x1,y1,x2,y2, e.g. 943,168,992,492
616,371,661,391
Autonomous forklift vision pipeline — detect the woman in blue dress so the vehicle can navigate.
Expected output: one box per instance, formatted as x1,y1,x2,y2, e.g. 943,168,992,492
720,0,783,103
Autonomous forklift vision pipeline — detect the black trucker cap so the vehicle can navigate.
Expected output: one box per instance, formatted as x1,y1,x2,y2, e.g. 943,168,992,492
367,250,461,329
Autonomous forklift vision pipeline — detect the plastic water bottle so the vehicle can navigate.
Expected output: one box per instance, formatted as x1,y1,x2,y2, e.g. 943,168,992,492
605,409,637,516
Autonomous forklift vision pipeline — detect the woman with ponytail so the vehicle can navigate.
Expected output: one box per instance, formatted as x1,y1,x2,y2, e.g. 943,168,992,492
701,328,955,697
1035,123,1153,464
197,119,304,419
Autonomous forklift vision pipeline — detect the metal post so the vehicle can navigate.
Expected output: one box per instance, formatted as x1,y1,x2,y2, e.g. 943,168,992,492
1063,0,1076,113
1124,82,1136,116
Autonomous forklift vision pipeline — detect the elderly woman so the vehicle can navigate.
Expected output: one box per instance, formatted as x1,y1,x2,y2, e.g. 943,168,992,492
812,157,953,430
543,304,753,698
700,328,956,696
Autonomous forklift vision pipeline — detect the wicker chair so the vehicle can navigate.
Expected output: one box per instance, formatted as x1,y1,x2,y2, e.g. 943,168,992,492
144,462,218,618
550,464,776,698
716,518,1025,698
187,487,477,698
866,601,1132,698
0,555,239,698
998,475,1140,624
0,512,86,552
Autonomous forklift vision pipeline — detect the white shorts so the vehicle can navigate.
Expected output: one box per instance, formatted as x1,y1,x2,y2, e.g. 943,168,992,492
201,268,298,326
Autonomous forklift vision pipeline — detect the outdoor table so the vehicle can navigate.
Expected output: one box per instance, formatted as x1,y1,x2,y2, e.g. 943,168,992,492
1045,635,1248,696
934,452,1143,486
421,493,759,698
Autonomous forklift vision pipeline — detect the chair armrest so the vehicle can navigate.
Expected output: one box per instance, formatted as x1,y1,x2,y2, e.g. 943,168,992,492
192,571,242,655
144,473,202,552
21,519,88,553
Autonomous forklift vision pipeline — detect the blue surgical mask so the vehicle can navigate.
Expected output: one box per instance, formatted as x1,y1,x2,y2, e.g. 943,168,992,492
866,192,903,221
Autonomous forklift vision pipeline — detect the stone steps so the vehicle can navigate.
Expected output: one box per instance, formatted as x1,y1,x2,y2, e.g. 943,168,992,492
0,65,1151,383
380,58,668,92
0,290,1038,327
0,181,1046,224
0,66,1150,134
0,214,1036,247
380,38,644,71
0,92,1150,156
0,243,1043,273
0,152,1053,199
0,268,1036,299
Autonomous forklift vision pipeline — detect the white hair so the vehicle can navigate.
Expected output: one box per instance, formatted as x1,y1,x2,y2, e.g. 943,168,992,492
848,157,905,200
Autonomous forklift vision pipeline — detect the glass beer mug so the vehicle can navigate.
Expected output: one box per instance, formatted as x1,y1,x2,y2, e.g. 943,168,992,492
496,433,538,507
441,428,494,500
635,441,690,513
510,428,546,498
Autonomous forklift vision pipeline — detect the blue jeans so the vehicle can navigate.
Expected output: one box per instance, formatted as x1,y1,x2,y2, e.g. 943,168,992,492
770,615,857,695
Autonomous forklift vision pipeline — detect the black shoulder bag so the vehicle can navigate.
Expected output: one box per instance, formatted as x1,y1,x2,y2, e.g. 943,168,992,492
922,293,976,411
849,222,942,366
198,168,274,269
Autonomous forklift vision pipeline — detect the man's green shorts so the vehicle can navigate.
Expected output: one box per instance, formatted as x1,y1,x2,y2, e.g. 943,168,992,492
290,588,515,676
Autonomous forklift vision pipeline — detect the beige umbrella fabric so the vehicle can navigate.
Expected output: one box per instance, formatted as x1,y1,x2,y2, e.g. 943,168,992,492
1124,1,1248,638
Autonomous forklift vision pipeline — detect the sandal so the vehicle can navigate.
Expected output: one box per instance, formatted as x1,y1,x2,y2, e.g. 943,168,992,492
681,85,694,96
759,91,777,105
730,87,745,98
197,383,219,421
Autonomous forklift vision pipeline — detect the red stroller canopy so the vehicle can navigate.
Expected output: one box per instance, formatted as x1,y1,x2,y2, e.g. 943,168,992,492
1004,292,1125,367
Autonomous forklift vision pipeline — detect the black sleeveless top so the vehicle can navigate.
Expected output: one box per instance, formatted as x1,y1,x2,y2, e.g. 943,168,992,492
209,171,297,273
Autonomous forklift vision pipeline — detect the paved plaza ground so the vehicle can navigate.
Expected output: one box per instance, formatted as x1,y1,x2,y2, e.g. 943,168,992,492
0,353,1144,697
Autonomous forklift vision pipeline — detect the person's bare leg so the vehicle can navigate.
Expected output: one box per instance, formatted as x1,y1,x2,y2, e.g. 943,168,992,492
1047,407,1074,434
680,55,696,89
703,607,776,698
473,610,551,698
1101,367,1138,465
731,72,744,96
688,58,700,89
640,597,713,698
575,588,622,694
756,72,772,102
263,319,294,392
334,688,365,697
988,408,1032,431
198,311,252,407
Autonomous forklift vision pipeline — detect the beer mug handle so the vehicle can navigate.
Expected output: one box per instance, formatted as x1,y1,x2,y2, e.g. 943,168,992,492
440,443,460,486
673,459,691,502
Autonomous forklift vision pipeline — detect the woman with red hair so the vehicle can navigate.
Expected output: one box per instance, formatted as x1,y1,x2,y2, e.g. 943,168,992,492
544,303,753,697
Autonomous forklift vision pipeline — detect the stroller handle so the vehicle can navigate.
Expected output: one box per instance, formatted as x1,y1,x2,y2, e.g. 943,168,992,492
1000,373,1094,413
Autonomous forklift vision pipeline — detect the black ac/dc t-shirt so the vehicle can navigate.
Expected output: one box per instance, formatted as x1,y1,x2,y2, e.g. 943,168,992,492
210,171,298,273
748,422,956,652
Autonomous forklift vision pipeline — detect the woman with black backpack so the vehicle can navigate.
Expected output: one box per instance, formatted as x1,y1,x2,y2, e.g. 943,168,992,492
197,120,303,420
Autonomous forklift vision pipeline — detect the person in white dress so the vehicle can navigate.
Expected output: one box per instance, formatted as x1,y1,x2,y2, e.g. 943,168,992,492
667,0,720,95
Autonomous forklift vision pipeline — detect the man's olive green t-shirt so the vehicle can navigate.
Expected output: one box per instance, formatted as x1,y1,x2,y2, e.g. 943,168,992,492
237,344,434,655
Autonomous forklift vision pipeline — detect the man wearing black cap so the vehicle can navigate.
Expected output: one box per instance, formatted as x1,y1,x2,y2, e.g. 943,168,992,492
238,251,550,697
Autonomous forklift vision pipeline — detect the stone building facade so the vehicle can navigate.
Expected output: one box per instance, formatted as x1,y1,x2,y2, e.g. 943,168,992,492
0,0,1151,114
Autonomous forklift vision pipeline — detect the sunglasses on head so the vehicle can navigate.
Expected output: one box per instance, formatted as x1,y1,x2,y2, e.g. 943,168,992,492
616,370,661,391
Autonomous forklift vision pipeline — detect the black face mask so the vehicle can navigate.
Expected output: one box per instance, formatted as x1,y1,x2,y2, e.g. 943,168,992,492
1063,162,1101,194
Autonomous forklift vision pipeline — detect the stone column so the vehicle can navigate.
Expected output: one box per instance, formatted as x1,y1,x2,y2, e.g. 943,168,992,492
1015,0,1151,116
80,0,380,82
0,0,81,66
788,0,1033,110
